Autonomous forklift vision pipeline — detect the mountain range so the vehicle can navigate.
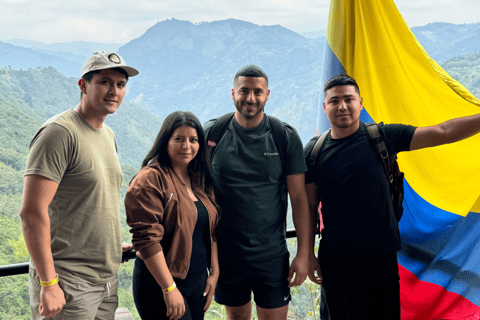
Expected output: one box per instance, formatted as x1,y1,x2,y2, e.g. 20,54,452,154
0,40,124,78
117,18,324,141
2,18,480,142
412,22,480,63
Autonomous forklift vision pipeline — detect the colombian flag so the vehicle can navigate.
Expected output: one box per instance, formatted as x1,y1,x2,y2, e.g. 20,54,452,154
317,1,480,319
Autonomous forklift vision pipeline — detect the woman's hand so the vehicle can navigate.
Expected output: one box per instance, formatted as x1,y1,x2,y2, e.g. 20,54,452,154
164,288,185,320
203,272,219,311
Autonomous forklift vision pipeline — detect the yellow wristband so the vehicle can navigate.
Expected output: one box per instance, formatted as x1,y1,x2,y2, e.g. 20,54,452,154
162,282,176,294
40,275,59,287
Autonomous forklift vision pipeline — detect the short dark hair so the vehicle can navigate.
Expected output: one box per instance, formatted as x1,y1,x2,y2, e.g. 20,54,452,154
324,74,361,96
141,111,219,210
234,65,268,87
82,69,101,84
79,68,129,99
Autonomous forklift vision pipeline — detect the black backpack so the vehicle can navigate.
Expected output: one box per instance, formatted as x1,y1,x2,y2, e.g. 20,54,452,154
308,122,405,222
205,112,287,177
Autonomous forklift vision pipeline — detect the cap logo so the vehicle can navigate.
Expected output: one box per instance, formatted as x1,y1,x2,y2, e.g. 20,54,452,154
108,53,121,64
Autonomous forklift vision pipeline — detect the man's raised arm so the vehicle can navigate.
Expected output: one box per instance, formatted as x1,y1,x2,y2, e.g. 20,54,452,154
410,113,480,151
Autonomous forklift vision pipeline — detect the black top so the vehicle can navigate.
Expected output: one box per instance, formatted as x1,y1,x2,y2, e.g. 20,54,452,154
304,122,416,255
204,115,306,260
187,200,210,276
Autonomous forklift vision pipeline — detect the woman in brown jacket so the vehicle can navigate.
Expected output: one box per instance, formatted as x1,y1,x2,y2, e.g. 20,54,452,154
125,111,220,320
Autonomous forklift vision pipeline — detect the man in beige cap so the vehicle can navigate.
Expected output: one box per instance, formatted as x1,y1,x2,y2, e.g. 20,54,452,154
20,51,138,319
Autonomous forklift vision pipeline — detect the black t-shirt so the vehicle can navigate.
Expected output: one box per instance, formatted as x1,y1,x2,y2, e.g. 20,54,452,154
304,122,416,255
204,115,306,260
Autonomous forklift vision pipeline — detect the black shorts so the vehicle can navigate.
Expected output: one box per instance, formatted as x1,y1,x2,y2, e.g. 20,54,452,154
214,250,291,309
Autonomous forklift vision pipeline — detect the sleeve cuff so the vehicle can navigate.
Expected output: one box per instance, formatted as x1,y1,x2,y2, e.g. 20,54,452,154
138,243,163,260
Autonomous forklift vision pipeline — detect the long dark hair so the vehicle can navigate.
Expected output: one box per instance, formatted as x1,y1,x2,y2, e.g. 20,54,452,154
142,111,218,207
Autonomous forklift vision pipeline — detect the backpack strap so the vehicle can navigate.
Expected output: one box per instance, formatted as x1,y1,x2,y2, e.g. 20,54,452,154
205,112,235,171
309,129,331,166
306,129,331,202
365,122,393,183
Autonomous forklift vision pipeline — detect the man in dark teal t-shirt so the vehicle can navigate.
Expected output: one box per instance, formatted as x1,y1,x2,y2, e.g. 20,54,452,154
204,65,319,320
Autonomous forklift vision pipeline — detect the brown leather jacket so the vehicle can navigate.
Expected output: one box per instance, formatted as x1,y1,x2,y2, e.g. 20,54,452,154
125,163,219,279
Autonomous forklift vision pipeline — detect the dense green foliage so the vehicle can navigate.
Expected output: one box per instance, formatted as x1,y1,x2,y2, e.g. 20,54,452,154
441,52,480,99
0,66,163,168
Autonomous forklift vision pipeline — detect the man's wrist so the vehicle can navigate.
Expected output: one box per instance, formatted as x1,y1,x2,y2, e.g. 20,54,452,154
40,274,59,287
295,246,310,257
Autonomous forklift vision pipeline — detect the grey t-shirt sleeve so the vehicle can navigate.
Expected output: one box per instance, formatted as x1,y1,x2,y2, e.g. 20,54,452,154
25,123,71,183
284,123,308,176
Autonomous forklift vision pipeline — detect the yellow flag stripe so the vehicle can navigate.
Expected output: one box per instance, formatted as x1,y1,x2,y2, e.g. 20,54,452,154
327,0,480,216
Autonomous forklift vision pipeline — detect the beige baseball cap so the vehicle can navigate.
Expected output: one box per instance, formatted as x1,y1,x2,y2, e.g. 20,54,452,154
81,51,139,78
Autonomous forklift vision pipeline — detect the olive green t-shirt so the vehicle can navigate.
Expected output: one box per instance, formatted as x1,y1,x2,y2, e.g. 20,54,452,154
25,109,123,284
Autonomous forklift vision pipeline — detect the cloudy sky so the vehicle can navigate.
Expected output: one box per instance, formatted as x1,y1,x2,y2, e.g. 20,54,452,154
1,0,479,44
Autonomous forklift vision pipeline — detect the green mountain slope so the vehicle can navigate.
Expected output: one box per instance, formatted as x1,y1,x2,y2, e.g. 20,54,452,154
0,66,162,168
441,52,480,99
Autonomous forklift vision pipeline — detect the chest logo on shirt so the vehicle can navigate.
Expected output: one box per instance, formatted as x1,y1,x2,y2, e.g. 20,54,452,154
264,152,279,156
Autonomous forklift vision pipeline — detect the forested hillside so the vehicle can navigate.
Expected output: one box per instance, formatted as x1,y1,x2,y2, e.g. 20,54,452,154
0,66,162,167
3,20,480,142
441,52,480,99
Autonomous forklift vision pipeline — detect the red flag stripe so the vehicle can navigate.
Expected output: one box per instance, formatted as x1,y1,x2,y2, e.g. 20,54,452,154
399,264,480,320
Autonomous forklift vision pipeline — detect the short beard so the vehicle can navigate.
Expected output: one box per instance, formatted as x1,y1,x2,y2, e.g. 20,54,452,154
234,99,265,119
